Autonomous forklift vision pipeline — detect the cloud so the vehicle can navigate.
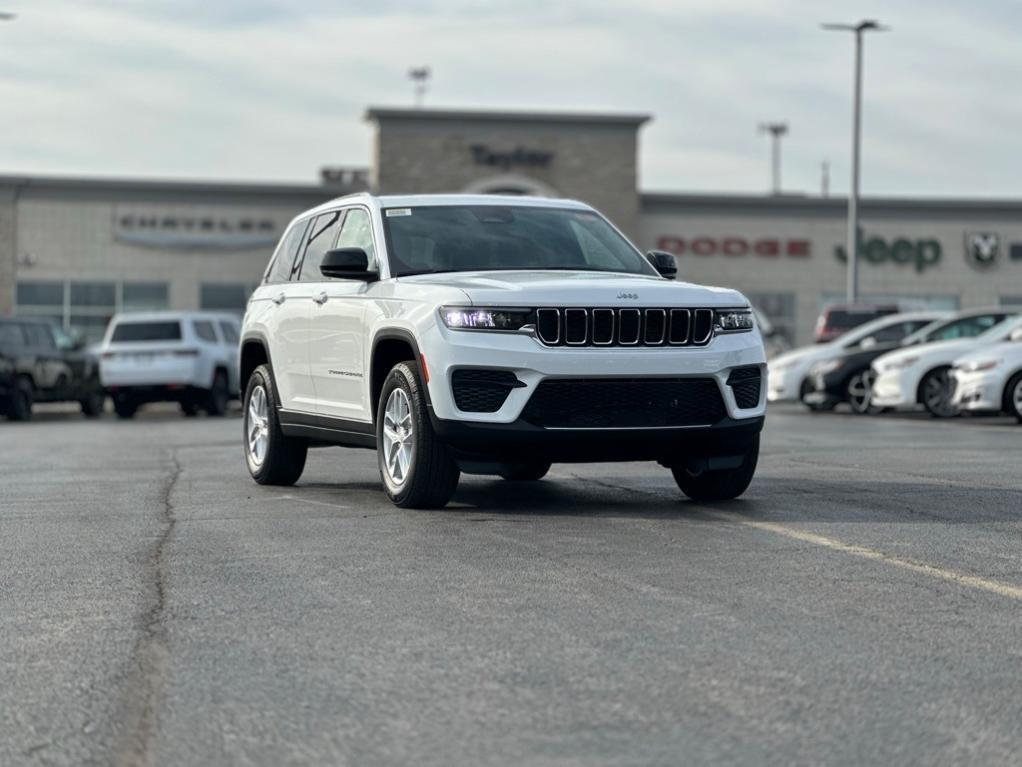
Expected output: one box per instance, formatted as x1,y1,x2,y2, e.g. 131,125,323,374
0,0,1020,196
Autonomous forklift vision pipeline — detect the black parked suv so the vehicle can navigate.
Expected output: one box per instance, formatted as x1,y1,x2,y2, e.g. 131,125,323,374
0,317,106,421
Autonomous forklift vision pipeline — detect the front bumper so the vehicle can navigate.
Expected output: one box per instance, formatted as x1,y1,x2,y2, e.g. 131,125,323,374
871,368,917,409
951,370,1002,412
431,412,764,464
420,323,767,423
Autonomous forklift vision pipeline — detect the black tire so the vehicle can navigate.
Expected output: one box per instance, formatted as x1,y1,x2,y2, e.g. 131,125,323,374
672,436,759,502
180,400,200,417
846,369,880,415
206,369,229,417
244,364,307,485
113,396,137,420
800,378,835,412
80,381,105,418
919,366,958,418
6,377,34,421
500,461,552,481
377,361,460,509
1003,371,1022,423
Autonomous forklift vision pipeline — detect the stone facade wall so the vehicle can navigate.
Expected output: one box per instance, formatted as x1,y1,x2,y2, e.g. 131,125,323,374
0,186,16,315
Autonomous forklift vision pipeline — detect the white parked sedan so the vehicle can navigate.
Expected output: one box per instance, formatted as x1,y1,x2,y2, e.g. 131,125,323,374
872,315,1022,417
951,326,1022,421
767,311,947,408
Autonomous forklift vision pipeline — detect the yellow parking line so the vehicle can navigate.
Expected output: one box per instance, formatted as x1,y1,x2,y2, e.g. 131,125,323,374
703,511,1022,601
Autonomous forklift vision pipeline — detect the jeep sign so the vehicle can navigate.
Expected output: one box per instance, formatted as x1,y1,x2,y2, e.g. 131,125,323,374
834,233,942,273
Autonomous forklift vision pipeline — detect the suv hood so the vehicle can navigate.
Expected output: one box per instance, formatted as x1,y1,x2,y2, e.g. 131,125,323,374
398,270,747,307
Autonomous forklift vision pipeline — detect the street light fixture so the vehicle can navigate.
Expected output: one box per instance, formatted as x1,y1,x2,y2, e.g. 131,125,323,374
408,67,430,108
822,19,888,303
758,122,788,195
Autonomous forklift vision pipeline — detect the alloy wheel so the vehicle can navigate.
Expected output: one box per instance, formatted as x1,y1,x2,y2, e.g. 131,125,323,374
382,387,414,485
847,370,876,414
246,384,269,467
923,369,957,417
1014,378,1022,415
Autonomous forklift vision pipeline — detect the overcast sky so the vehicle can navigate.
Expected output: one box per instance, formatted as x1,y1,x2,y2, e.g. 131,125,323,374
1,0,1020,197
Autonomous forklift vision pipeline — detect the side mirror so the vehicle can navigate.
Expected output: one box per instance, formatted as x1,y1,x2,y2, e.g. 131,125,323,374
320,247,378,281
1010,327,1022,342
645,250,677,280
859,336,877,349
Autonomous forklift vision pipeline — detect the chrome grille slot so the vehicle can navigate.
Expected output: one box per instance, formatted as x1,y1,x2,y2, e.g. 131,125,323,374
669,309,690,344
536,308,560,345
644,309,666,345
692,309,714,345
564,308,588,345
618,309,641,345
592,309,614,345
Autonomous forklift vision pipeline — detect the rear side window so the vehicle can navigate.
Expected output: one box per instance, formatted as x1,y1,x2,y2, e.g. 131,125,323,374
927,314,1005,341
24,323,56,349
218,320,240,344
111,321,182,342
298,211,343,282
193,320,218,343
0,324,24,348
266,219,312,284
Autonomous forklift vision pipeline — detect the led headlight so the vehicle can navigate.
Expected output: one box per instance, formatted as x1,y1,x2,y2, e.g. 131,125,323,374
811,359,843,377
958,358,1001,373
880,355,919,372
439,306,533,331
714,308,755,333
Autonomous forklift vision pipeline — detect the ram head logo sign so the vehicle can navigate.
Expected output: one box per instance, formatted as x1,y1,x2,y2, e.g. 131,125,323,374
965,232,1000,269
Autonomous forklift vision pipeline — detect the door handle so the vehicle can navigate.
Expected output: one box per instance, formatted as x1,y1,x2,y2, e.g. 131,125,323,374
272,292,286,305
313,292,329,305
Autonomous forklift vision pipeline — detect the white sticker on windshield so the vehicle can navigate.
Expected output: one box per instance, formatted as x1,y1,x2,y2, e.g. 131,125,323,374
385,208,412,217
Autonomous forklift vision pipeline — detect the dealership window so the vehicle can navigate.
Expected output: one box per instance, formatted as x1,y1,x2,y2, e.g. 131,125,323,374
745,292,796,343
1000,295,1022,308
15,279,170,342
200,283,252,313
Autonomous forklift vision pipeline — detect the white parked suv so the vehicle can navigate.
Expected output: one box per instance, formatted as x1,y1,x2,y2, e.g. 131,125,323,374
99,311,241,418
239,194,766,509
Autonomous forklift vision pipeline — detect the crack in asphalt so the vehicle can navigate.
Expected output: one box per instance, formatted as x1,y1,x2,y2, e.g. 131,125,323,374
113,448,181,767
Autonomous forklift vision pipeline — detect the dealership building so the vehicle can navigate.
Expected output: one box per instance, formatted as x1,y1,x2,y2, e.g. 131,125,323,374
2,106,1021,345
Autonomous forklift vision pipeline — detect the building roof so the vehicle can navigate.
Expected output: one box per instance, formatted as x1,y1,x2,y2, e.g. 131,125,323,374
365,106,652,127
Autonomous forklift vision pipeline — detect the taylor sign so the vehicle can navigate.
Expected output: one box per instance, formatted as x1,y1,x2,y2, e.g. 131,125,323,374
114,207,285,250
656,236,811,257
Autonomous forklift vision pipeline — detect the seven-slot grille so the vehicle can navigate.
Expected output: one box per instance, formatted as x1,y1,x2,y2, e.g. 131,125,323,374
534,307,714,347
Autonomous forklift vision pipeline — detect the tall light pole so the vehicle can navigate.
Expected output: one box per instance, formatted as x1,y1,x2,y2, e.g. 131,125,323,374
823,19,888,303
758,122,788,195
408,67,430,108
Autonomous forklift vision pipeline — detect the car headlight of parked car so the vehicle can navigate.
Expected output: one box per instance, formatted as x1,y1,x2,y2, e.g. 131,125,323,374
440,306,534,331
878,355,919,372
811,359,843,377
714,309,755,334
955,358,1001,373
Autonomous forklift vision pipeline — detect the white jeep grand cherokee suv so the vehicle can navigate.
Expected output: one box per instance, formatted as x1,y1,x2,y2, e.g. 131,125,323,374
239,194,766,509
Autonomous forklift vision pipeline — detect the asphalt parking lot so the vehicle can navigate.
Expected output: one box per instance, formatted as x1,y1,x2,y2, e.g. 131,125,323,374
3,405,1022,766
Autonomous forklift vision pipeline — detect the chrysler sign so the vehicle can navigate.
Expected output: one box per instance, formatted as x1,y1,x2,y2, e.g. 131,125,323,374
114,206,285,250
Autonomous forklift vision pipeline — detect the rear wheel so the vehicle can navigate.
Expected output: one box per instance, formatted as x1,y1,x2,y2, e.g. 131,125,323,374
377,362,460,509
1003,372,1022,423
6,377,34,421
80,379,105,417
206,370,229,417
180,401,200,417
672,437,759,502
920,367,957,418
500,461,552,481
113,395,137,420
244,364,307,485
847,369,880,415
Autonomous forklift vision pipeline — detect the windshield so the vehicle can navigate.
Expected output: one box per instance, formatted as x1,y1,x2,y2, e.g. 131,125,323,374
381,205,657,278
110,320,182,342
976,315,1022,343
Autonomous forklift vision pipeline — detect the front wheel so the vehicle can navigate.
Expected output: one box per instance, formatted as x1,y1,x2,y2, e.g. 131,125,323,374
920,367,957,418
672,437,759,502
800,378,835,412
80,381,105,417
113,395,137,420
377,362,460,509
6,377,34,421
846,370,880,415
206,370,229,416
244,364,307,485
1004,372,1022,423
